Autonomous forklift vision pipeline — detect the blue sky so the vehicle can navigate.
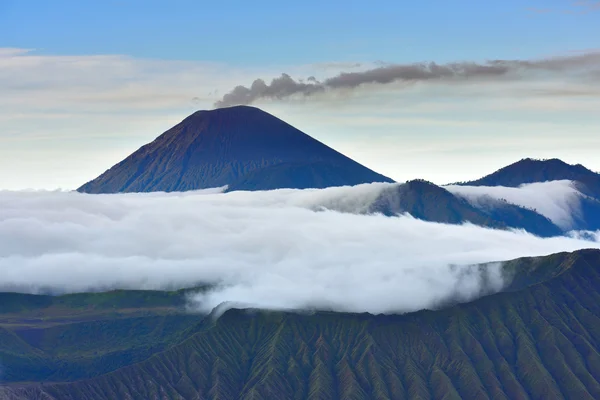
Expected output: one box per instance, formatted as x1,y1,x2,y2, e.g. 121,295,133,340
2,0,599,64
0,0,599,189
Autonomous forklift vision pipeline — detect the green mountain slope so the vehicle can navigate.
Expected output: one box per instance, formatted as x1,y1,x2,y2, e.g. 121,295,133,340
0,289,204,383
3,249,600,399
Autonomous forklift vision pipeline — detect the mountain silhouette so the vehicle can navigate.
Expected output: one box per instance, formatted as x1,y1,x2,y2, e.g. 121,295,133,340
369,179,562,237
462,158,600,199
78,106,393,193
460,158,600,231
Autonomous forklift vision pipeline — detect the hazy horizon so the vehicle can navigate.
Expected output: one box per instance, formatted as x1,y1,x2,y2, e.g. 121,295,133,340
1,0,600,189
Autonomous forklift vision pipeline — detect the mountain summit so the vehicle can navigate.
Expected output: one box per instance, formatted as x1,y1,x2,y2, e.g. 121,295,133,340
78,106,393,193
462,158,600,199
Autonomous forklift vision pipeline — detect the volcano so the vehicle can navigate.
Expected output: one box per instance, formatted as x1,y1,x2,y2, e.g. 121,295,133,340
78,106,393,193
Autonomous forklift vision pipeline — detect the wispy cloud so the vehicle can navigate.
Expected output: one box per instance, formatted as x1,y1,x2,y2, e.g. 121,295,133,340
0,49,231,113
571,0,600,13
528,1,600,14
0,49,367,115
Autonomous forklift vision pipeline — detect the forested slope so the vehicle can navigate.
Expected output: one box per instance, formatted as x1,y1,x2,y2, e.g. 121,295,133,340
3,250,600,399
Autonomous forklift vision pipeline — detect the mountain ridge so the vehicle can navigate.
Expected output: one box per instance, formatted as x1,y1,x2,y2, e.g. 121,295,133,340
3,249,600,400
460,158,600,200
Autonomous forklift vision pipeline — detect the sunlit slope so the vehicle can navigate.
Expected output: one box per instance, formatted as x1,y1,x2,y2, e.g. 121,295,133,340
4,249,600,399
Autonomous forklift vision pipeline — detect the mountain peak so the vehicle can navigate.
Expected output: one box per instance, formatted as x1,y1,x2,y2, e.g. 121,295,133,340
188,104,267,119
404,178,442,190
78,107,393,193
462,158,598,188
512,157,591,171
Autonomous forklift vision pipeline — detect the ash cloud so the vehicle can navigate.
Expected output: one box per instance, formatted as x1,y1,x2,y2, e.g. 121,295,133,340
0,185,598,315
214,52,600,107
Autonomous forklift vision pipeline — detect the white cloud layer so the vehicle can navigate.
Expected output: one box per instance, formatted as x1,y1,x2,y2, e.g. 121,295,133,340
446,180,583,230
0,185,598,315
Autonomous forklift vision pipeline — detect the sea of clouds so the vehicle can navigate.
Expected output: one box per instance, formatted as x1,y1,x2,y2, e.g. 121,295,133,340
0,183,598,315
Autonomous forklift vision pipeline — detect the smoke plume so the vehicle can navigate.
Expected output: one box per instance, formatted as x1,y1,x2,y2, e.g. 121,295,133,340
215,52,600,107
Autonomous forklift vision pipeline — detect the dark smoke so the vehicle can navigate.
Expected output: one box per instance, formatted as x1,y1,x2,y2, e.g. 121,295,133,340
214,52,600,107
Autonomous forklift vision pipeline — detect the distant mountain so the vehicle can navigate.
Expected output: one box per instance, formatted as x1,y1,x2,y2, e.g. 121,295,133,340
77,106,393,193
461,158,600,200
369,180,562,237
76,115,600,235
454,158,600,232
4,249,600,400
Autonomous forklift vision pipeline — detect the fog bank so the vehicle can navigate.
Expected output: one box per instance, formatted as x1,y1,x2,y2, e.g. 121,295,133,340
0,186,598,314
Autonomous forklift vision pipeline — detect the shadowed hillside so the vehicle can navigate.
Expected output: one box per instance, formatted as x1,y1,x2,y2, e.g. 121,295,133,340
0,289,204,383
3,249,600,399
369,179,562,237
455,159,600,232
77,106,393,193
